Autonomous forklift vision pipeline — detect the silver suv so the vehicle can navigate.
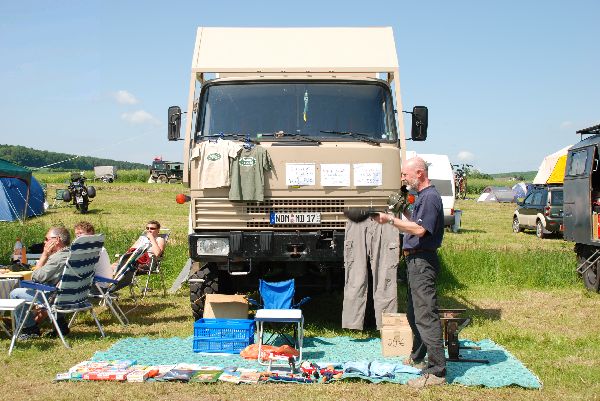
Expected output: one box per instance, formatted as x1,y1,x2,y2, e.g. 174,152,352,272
512,186,563,238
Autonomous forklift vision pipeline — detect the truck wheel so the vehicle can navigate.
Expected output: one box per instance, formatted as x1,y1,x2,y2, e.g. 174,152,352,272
189,263,219,320
576,245,600,292
512,216,522,233
158,175,168,183
535,220,546,239
168,178,179,184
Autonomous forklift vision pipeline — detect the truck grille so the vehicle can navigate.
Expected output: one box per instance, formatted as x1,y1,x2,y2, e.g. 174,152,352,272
193,197,388,230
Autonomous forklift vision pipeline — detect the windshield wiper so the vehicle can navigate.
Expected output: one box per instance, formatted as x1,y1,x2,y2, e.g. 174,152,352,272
261,131,321,144
319,130,381,146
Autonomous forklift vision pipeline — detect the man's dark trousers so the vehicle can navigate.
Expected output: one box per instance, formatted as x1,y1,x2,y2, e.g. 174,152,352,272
405,251,446,377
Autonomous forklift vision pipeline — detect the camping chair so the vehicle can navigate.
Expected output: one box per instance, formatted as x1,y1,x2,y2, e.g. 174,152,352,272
248,279,310,366
50,188,69,208
9,234,105,355
132,229,170,298
91,243,151,325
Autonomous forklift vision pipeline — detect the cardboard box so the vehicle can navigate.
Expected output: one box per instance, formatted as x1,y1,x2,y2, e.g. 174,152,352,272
381,326,413,357
203,294,248,319
382,312,409,327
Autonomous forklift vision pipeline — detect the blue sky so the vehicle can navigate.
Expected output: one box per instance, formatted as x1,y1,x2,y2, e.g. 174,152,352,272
1,0,599,173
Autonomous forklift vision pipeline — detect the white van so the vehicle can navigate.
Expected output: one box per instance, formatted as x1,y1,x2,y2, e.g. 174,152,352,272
418,153,456,227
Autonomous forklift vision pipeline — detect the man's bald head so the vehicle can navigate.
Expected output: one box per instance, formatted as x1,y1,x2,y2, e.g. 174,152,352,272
402,156,430,191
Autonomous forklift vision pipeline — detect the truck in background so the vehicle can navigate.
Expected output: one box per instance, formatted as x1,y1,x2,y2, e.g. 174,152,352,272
563,123,600,292
168,27,429,318
94,165,117,183
149,158,183,184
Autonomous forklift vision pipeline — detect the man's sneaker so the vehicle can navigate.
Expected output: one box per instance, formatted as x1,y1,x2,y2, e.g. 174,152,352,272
17,326,41,340
403,357,426,370
407,373,446,388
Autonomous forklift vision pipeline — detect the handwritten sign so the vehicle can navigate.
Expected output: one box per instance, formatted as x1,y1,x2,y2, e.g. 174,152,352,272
353,163,382,186
286,163,316,186
320,164,350,186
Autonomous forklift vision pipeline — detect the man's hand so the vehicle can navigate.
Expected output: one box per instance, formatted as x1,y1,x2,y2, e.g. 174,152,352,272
373,212,394,225
42,238,59,256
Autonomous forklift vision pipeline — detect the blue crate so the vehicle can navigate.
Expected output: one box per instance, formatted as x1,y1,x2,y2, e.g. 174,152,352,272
193,318,255,354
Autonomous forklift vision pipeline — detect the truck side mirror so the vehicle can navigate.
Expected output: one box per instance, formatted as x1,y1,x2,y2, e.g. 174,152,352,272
411,106,428,141
168,106,182,141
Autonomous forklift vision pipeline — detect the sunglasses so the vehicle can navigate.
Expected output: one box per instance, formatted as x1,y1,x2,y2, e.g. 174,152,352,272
44,236,58,242
146,226,158,230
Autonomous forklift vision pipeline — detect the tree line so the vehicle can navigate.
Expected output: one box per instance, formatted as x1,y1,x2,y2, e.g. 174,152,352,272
0,144,149,170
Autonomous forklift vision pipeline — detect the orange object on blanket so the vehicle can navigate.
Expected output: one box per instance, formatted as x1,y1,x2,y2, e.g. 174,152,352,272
240,343,299,360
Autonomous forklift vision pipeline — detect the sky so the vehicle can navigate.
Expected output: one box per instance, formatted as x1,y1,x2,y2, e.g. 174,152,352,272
1,0,599,173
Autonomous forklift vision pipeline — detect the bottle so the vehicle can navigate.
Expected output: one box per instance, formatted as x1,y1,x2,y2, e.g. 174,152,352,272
12,238,23,263
21,244,27,264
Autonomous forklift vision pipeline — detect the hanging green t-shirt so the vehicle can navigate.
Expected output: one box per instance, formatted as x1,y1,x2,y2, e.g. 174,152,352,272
229,146,273,201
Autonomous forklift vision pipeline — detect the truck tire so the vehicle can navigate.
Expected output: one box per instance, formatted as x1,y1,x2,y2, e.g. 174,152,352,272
168,178,179,184
158,175,168,183
576,245,600,292
189,263,219,320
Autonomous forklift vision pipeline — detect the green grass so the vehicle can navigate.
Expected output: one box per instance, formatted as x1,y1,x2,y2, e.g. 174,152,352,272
33,169,151,184
0,185,599,401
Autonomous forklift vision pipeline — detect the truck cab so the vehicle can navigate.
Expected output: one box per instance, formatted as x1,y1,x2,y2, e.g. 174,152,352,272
564,123,600,291
168,27,428,318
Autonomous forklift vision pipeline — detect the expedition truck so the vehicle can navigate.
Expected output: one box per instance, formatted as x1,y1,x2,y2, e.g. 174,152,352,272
149,158,184,183
564,123,600,292
167,27,429,318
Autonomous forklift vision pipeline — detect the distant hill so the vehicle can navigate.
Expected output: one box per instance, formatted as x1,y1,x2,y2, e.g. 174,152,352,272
0,144,149,170
490,171,537,181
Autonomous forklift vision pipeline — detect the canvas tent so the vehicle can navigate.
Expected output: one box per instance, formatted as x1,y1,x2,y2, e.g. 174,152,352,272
477,186,516,203
0,158,45,222
533,145,572,185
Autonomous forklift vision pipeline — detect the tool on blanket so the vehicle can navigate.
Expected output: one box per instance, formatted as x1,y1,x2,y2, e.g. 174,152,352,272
439,308,488,364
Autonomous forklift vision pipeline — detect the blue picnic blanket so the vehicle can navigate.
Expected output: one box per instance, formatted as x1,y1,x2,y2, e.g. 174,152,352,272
91,336,541,388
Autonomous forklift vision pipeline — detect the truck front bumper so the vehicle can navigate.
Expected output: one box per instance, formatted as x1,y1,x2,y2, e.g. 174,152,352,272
189,230,345,262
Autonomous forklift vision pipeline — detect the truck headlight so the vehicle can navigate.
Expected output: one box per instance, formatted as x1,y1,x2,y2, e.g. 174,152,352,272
196,238,230,256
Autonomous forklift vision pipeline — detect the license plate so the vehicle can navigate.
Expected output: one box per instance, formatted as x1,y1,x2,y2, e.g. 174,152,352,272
76,196,84,204
270,212,321,225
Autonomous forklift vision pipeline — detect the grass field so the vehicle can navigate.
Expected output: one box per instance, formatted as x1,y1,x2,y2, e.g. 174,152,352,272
1,181,599,401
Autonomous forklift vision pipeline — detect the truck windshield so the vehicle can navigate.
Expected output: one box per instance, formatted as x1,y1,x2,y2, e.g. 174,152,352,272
195,81,397,142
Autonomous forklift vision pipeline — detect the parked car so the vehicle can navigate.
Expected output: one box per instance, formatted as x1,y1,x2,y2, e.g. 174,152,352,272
512,186,563,238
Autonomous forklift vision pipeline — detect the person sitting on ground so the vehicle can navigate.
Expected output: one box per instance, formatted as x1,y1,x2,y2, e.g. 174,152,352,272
10,226,71,339
74,221,112,286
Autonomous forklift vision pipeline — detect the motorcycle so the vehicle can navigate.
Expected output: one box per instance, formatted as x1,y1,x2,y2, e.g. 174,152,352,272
62,172,96,213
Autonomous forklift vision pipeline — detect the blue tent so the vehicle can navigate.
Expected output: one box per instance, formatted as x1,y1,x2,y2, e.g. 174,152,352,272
0,159,45,221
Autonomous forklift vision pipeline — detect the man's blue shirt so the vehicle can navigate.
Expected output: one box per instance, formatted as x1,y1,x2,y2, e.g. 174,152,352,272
403,185,444,250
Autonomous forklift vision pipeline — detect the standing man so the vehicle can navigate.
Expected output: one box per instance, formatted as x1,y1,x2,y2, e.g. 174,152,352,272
373,156,446,387
10,226,71,338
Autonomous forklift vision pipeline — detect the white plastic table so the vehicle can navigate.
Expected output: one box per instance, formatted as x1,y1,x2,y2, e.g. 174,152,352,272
254,308,304,367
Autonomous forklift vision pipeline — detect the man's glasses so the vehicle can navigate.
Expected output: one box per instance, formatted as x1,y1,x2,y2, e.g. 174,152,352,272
44,236,57,242
146,227,158,230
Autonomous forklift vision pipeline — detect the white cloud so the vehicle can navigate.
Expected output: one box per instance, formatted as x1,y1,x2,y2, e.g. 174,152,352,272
457,151,475,162
560,121,573,129
114,90,138,105
121,110,160,125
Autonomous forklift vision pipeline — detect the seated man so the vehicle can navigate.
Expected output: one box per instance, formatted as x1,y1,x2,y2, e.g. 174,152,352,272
122,220,166,270
10,226,71,338
74,221,112,287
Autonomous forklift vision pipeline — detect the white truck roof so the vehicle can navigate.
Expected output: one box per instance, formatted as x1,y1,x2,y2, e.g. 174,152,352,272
192,27,399,74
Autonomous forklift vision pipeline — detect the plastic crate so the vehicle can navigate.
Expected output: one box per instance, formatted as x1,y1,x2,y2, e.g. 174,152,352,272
193,318,255,354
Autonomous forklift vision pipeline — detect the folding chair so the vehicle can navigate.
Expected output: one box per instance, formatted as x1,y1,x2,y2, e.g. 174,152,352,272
91,243,151,325
50,188,68,208
132,229,170,298
248,279,310,367
9,234,105,355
